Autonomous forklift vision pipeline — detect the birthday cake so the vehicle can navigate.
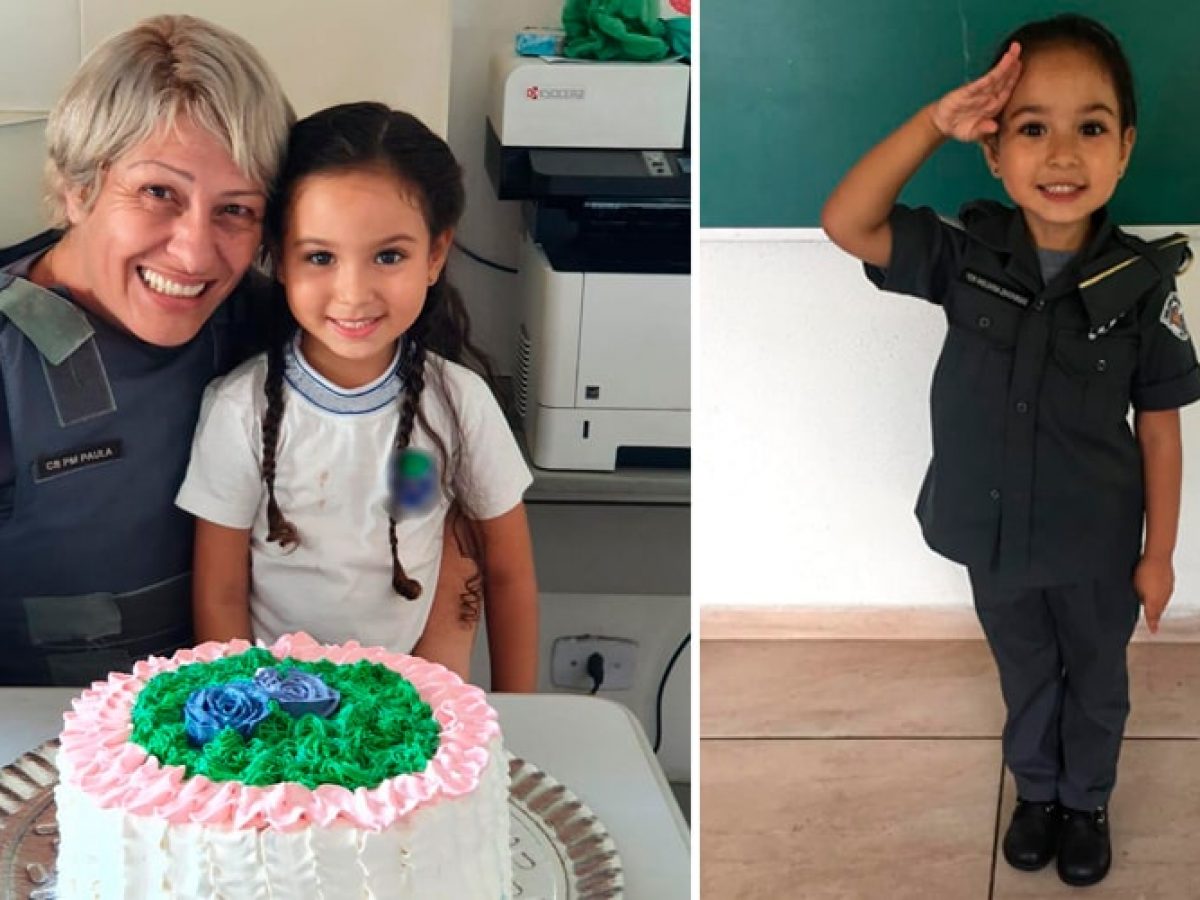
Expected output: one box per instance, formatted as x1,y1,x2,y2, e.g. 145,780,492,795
54,633,511,899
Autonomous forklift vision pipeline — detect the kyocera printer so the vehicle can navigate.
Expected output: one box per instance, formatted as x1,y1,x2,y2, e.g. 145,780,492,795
486,50,690,471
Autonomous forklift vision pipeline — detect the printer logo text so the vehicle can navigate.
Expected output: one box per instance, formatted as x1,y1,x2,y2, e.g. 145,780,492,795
525,85,586,101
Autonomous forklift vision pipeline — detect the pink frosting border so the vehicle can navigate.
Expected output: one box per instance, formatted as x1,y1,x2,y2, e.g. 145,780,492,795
59,633,501,832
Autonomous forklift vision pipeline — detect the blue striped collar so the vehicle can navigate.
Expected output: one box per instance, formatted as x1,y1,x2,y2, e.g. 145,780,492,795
283,333,405,415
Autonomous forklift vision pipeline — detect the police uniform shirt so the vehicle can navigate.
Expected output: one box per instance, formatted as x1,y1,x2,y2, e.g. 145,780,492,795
865,200,1200,584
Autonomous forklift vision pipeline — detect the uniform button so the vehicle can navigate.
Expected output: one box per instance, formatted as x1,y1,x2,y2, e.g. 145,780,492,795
1016,401,1029,413
978,315,991,329
1034,300,1045,311
990,489,1001,500
1096,359,1107,372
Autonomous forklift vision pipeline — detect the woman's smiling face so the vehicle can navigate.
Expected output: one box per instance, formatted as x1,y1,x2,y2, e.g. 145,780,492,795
53,118,267,346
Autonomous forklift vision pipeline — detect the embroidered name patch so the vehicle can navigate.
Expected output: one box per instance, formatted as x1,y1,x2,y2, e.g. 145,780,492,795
1160,291,1191,342
960,269,1032,308
34,440,123,482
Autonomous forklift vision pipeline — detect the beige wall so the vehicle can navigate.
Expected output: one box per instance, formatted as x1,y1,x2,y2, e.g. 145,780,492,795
0,0,452,245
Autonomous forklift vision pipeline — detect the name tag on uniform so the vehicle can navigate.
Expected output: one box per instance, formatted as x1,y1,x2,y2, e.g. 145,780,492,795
34,440,123,482
960,269,1032,309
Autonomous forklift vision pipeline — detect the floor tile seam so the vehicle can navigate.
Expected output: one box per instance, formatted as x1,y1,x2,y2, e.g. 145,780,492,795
988,752,1004,900
699,734,1001,742
699,734,1200,742
698,637,991,642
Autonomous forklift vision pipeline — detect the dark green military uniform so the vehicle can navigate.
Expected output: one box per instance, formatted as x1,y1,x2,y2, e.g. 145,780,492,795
866,200,1200,810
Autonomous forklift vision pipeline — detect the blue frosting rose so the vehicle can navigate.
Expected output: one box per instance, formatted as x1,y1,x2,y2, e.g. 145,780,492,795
184,680,271,746
253,667,341,719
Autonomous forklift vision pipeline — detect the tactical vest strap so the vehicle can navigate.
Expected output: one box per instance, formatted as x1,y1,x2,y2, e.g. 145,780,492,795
41,338,117,426
0,573,194,685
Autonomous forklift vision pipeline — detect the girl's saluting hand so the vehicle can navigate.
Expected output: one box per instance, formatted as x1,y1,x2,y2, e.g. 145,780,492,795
930,42,1023,141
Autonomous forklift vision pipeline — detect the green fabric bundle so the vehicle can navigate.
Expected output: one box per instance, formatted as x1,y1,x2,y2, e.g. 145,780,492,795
563,0,674,61
662,16,690,58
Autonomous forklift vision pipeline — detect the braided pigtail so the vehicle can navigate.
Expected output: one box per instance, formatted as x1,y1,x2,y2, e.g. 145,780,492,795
388,337,427,599
413,277,491,624
262,318,299,549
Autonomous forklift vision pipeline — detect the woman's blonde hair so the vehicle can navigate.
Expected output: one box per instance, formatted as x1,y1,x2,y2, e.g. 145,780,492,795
44,14,294,226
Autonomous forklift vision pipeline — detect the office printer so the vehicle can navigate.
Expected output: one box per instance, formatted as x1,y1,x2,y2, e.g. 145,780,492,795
486,51,690,471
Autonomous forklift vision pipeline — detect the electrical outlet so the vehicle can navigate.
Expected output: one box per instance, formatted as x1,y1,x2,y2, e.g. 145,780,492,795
551,635,638,691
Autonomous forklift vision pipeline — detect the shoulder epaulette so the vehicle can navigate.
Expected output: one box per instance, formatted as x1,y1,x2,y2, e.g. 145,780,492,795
1148,233,1192,276
0,276,93,365
1113,230,1191,277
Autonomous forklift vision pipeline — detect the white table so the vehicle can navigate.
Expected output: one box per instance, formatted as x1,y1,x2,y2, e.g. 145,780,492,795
0,689,689,899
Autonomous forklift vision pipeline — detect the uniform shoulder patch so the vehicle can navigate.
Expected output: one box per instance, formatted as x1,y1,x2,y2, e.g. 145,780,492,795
1159,291,1191,342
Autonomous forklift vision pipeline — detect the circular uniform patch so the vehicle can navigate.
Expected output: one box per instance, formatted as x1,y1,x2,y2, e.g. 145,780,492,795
1160,291,1191,342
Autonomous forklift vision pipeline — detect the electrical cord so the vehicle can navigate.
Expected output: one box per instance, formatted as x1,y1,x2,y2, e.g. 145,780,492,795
653,633,691,754
586,652,605,695
453,240,519,275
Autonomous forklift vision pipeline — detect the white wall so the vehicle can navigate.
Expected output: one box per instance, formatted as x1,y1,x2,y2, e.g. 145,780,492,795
82,1,452,126
0,0,80,243
471,592,691,782
697,230,1200,612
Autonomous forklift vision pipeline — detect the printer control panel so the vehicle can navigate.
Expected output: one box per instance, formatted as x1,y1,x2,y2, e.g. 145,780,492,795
642,151,672,178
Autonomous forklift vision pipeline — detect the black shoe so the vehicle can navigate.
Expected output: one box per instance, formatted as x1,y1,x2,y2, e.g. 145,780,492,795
1002,798,1061,871
1057,805,1111,887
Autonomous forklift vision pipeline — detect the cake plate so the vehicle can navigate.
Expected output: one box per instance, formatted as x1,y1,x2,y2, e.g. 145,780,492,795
0,741,624,899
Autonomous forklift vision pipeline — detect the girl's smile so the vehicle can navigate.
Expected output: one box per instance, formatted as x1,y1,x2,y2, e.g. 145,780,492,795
985,44,1134,251
327,316,385,340
1039,182,1085,199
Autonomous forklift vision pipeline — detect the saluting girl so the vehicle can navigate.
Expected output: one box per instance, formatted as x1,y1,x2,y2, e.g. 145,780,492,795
824,14,1200,887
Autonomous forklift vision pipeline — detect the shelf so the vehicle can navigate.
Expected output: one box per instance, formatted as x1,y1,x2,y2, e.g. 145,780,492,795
526,464,689,505
0,111,48,128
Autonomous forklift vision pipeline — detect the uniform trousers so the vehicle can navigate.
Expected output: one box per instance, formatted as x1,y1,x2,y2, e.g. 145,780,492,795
968,571,1140,811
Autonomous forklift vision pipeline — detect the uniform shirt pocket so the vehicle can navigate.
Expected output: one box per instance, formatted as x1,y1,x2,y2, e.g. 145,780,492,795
1049,330,1137,430
946,285,1022,350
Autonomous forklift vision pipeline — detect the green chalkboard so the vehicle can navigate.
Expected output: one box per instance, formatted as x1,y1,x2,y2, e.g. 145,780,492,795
700,1,1200,227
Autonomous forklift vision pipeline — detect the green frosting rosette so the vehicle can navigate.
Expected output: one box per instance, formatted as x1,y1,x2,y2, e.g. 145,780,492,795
131,647,440,790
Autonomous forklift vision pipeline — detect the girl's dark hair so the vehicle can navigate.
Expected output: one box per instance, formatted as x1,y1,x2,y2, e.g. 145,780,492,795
261,101,498,621
991,14,1136,130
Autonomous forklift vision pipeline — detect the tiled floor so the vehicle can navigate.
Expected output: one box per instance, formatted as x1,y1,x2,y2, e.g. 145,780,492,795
700,640,1200,898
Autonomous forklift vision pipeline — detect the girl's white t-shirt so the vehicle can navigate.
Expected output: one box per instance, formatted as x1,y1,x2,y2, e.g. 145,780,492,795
175,339,532,652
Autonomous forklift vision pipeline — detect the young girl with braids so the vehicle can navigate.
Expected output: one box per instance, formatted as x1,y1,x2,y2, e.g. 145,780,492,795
176,102,538,691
